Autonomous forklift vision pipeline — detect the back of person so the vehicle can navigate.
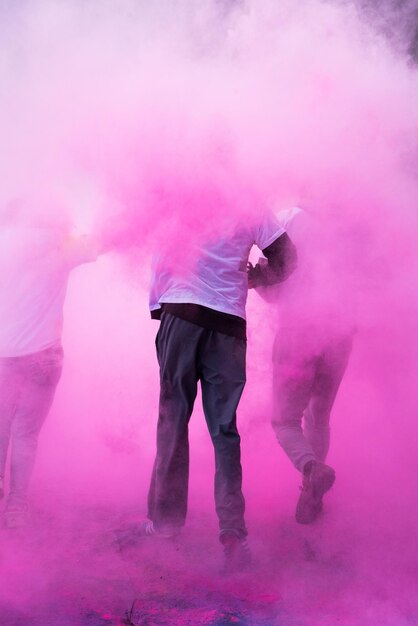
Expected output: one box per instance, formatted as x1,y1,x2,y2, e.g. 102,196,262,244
0,225,100,358
150,214,285,321
263,207,356,343
254,207,355,526
0,220,99,528
140,209,296,572
0,227,72,358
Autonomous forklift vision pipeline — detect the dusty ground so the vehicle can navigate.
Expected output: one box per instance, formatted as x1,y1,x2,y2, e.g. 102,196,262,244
0,495,417,626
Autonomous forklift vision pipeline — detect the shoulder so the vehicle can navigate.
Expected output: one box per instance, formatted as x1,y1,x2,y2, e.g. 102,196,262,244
254,210,285,249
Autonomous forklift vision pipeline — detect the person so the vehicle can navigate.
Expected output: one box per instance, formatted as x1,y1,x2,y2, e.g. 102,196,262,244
0,199,101,528
248,207,355,524
143,212,297,571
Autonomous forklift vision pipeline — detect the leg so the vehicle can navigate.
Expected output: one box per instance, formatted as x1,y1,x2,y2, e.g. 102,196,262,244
8,347,63,509
147,313,201,533
0,359,21,497
304,334,353,463
272,329,317,472
199,331,247,540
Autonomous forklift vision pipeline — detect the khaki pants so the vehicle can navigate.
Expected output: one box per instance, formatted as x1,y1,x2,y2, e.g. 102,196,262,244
272,328,353,472
0,345,63,508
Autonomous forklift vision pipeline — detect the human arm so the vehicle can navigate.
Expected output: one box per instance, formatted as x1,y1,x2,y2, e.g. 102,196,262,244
248,232,297,289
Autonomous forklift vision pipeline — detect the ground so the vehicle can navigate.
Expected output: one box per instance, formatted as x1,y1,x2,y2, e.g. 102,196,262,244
1,497,417,626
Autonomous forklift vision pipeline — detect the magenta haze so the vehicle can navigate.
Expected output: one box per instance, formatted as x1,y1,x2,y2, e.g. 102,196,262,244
0,2,418,625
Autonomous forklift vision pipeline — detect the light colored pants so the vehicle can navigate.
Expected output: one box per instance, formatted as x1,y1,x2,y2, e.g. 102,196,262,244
0,345,63,508
272,328,353,472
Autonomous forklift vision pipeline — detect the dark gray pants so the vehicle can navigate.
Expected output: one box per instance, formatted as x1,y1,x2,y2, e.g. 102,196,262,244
147,312,247,539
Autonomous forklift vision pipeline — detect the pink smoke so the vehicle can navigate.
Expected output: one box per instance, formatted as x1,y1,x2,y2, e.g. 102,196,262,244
0,1,418,625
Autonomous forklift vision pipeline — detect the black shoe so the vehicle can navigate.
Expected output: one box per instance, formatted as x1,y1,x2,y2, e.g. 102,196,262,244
296,461,335,524
221,532,252,574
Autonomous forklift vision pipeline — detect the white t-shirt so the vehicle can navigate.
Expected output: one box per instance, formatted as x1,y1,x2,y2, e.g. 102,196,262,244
260,207,356,336
149,213,284,320
0,227,97,357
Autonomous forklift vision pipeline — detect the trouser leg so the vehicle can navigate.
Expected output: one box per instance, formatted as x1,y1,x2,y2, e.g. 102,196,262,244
304,334,353,463
272,330,317,473
147,313,200,532
0,360,20,480
9,347,63,508
200,331,247,540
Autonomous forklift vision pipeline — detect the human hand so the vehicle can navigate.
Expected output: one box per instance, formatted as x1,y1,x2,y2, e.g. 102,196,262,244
247,261,259,289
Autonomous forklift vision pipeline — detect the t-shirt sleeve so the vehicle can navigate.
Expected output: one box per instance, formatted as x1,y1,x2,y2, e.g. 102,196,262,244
254,211,286,251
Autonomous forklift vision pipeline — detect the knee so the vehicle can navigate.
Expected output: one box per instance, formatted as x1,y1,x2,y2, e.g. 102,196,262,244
304,407,331,430
272,409,302,432
212,424,241,453
272,416,303,444
12,429,40,445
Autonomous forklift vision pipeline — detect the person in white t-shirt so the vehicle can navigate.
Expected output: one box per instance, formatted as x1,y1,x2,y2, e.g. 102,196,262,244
249,207,355,525
140,213,297,572
0,202,100,528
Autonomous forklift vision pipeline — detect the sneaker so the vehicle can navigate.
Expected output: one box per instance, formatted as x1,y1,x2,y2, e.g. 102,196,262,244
4,506,28,529
0,476,4,500
221,532,252,574
113,519,180,548
113,519,156,548
296,460,336,524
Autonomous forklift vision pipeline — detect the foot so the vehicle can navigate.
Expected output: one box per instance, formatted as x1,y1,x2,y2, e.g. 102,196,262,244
113,519,156,547
4,505,28,529
113,519,180,548
296,460,336,524
0,476,4,500
221,533,252,574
